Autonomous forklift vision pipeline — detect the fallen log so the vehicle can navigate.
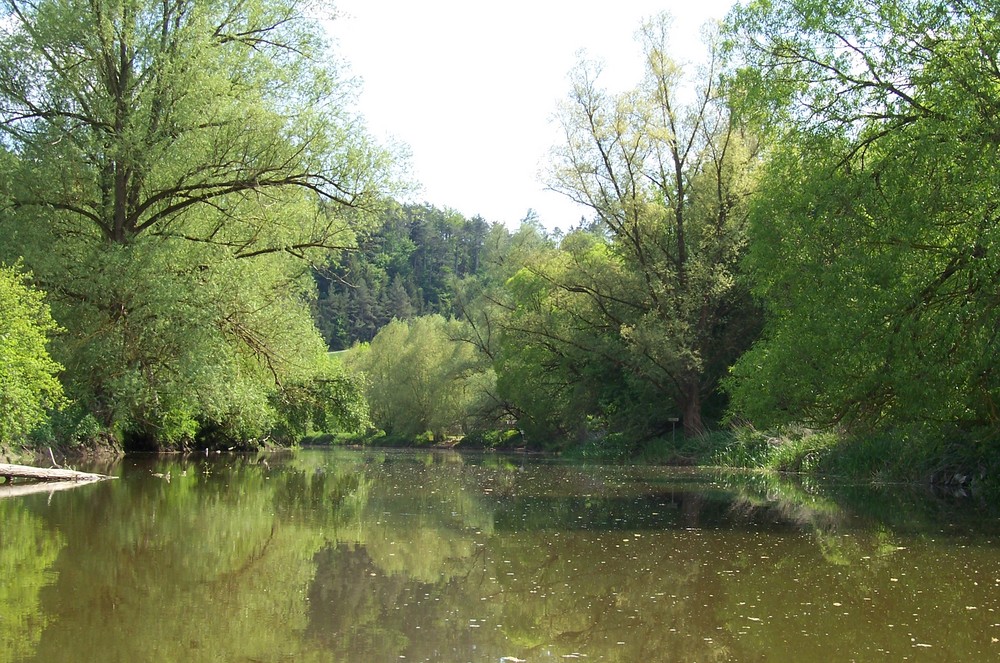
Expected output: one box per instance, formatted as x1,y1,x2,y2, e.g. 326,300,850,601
0,463,114,484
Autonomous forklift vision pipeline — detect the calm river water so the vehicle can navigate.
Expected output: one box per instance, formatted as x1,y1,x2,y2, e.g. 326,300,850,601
1,449,999,662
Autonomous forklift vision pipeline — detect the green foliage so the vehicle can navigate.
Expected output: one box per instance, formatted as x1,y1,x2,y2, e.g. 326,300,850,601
725,0,1000,438
33,239,342,449
709,423,1000,490
708,427,836,472
463,428,523,449
709,427,773,468
797,426,1000,486
314,203,492,350
635,429,735,465
543,13,763,439
489,233,635,444
345,315,496,443
0,0,398,449
0,264,64,444
267,353,370,444
367,21,763,450
764,430,841,474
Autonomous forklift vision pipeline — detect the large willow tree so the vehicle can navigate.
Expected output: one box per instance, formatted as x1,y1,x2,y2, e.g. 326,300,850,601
547,14,761,437
0,0,395,448
725,0,1000,434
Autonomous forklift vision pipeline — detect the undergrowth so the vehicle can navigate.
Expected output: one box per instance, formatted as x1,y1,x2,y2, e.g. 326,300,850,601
708,424,1000,492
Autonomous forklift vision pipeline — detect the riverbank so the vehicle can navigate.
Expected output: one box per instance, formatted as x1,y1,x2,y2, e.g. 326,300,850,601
0,439,123,467
10,421,999,496
302,423,1000,494
634,424,1000,495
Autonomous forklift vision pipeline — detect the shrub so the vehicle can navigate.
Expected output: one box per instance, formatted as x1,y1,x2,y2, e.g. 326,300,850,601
0,264,65,445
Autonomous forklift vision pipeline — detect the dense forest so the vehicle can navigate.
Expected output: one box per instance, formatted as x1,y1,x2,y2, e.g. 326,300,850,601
312,202,491,350
1,0,998,484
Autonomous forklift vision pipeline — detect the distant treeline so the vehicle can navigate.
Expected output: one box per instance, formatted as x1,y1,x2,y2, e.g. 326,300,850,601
313,203,491,350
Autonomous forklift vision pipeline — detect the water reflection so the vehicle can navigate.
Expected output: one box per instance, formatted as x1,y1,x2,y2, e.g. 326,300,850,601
0,450,998,662
0,501,64,663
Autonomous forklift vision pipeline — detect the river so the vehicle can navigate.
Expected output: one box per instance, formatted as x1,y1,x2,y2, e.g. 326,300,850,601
1,449,998,662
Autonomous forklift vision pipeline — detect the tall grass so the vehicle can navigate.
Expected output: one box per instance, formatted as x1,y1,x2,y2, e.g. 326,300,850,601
708,423,1000,491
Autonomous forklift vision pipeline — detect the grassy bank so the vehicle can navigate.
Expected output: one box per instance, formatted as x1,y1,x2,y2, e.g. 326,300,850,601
703,425,997,492
562,423,999,493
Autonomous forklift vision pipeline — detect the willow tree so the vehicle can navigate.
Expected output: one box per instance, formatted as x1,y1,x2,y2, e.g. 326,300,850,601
547,14,761,437
0,0,396,447
347,315,493,442
724,0,1000,433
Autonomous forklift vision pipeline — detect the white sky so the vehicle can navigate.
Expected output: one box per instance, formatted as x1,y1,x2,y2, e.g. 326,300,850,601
329,0,737,230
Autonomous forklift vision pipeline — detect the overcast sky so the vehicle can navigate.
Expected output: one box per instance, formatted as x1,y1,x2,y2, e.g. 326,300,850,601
328,0,737,230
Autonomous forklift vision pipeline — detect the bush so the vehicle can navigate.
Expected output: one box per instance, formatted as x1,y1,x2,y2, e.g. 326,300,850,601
710,423,1000,492
0,264,65,445
709,427,772,468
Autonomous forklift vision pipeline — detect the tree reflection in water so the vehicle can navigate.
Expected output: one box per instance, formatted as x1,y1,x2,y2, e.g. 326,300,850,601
1,450,998,662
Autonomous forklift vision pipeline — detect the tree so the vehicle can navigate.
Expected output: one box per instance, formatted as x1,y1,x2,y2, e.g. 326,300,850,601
491,231,638,442
0,264,64,444
347,315,494,442
547,14,761,437
0,0,390,249
724,0,1000,432
0,0,396,448
267,352,369,443
449,220,563,441
383,275,414,320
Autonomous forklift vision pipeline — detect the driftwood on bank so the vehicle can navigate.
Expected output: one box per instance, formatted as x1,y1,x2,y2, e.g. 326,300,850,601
0,463,114,484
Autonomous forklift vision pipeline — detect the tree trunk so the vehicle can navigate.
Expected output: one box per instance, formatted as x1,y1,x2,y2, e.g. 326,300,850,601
0,464,113,483
681,383,705,438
